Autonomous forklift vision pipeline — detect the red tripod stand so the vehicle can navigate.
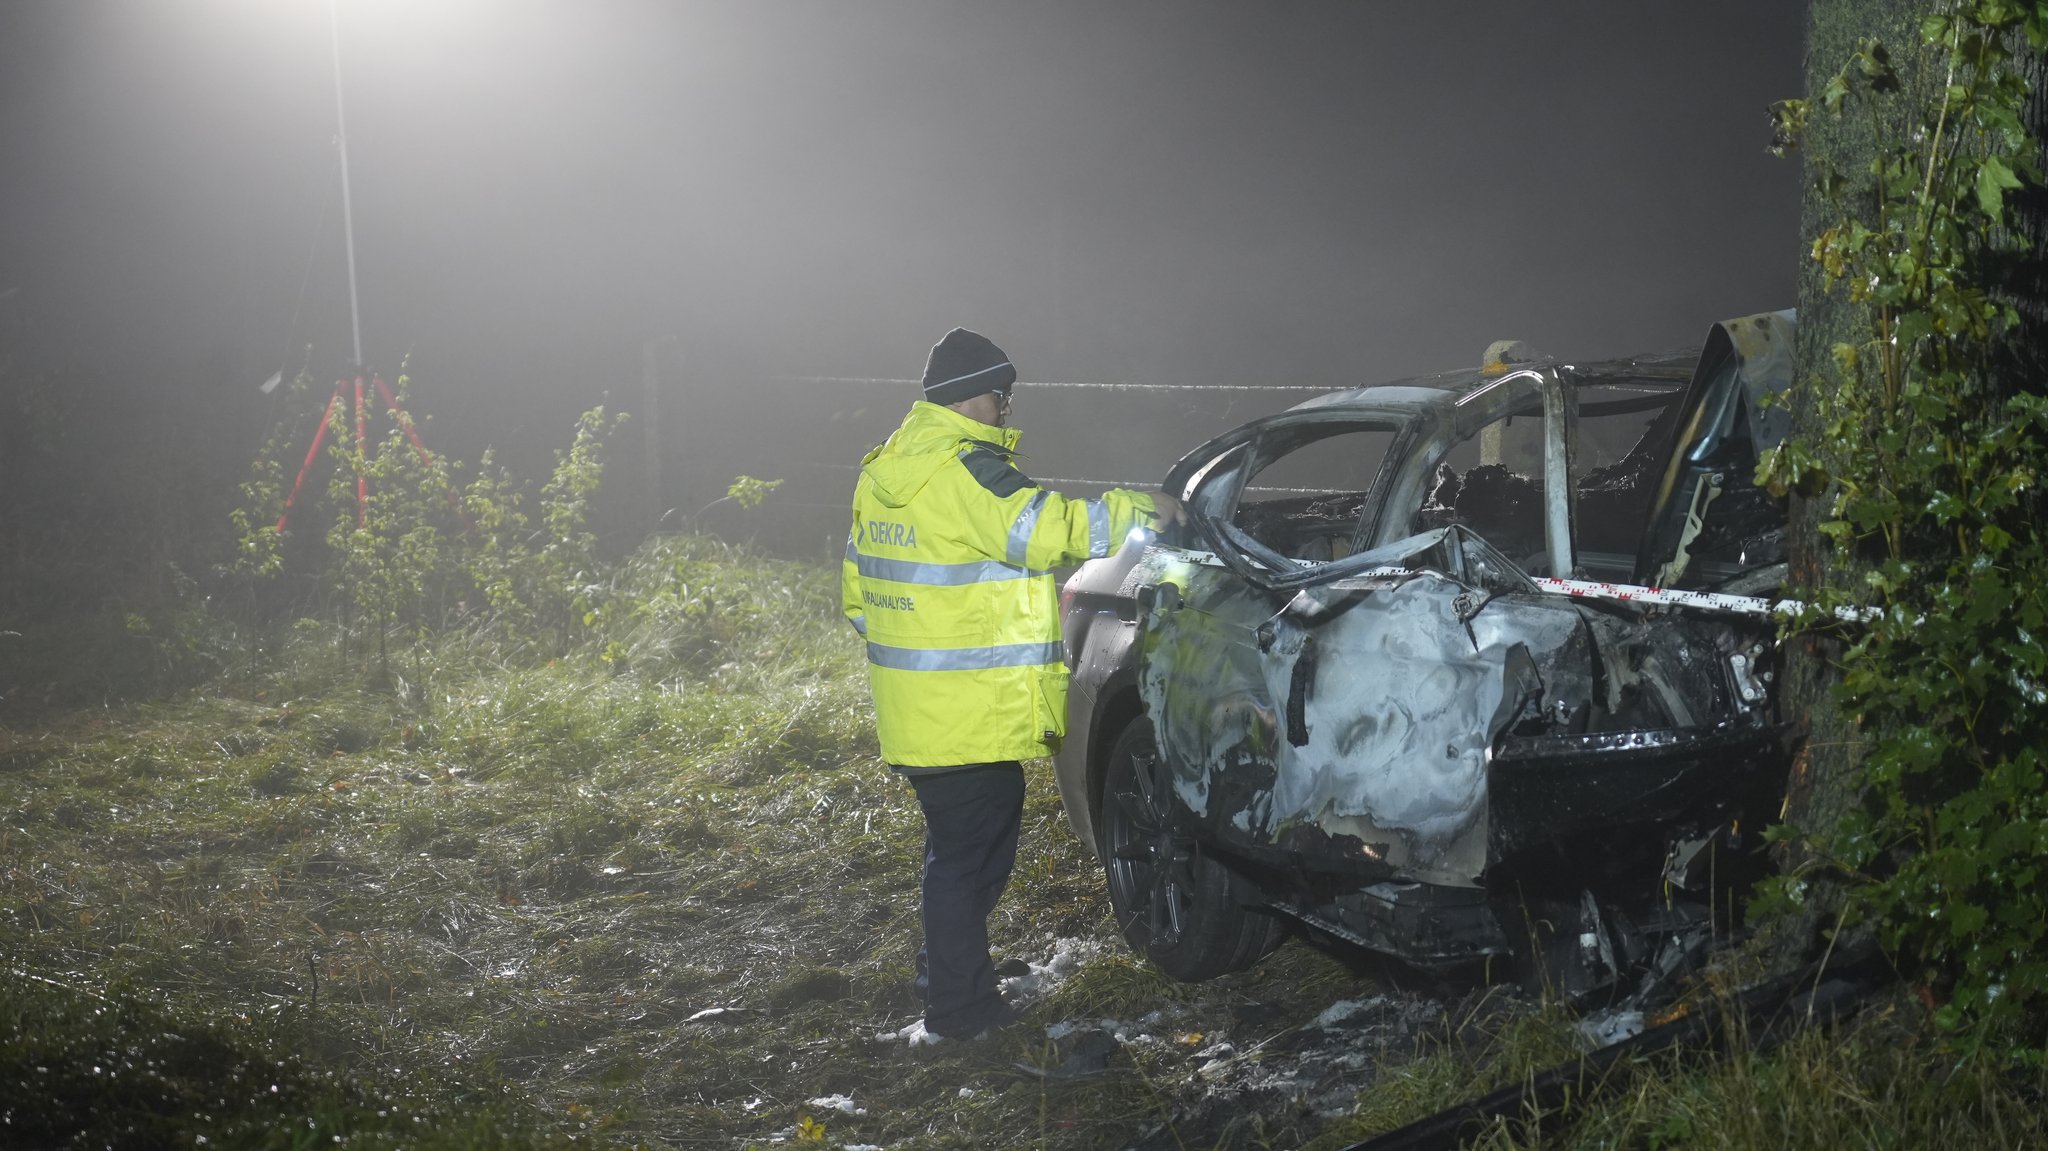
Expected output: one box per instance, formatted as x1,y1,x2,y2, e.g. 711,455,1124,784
273,371,452,535
274,11,467,539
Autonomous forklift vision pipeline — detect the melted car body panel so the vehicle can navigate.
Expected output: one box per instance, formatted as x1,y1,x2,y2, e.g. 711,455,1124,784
1137,536,1596,888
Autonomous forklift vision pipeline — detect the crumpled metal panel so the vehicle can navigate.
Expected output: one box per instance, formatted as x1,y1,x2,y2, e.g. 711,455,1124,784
1139,550,1591,888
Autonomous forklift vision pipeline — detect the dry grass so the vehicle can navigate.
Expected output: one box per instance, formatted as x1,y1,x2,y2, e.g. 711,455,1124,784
0,536,1416,1148
4,533,2043,1150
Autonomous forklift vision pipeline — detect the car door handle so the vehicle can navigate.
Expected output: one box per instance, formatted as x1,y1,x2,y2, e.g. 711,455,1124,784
1286,633,1317,747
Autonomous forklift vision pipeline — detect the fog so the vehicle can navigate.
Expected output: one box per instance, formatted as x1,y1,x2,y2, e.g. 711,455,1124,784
0,1,1802,556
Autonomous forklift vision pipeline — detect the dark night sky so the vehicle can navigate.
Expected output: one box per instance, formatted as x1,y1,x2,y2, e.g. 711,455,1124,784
0,1,1806,542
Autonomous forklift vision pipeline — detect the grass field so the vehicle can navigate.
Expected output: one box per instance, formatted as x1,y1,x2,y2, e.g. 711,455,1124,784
4,534,2043,1149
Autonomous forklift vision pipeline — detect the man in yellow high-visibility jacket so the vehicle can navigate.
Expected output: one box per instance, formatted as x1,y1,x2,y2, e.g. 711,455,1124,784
844,327,1178,1040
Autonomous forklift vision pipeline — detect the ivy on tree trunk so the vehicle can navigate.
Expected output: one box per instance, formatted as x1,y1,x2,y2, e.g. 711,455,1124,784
1775,0,2048,1048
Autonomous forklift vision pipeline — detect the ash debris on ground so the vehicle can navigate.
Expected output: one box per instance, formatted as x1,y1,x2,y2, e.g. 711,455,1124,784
1082,991,1471,1135
1574,1006,1647,1048
960,983,1531,1151
862,933,1547,1147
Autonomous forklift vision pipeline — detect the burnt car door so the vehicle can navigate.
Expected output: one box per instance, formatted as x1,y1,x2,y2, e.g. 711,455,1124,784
1139,420,1407,844
1633,310,1796,591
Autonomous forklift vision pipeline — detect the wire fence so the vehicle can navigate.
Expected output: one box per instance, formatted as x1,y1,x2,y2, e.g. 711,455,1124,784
773,376,1336,394
764,374,1337,492
689,372,1349,552
798,459,1345,497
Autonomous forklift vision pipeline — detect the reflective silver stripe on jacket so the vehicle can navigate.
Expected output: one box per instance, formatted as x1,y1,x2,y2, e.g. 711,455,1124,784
1006,490,1049,566
848,615,868,635
854,552,1046,586
865,640,1062,672
1086,499,1111,558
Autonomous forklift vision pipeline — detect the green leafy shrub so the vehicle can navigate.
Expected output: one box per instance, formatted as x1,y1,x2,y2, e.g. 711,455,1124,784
228,383,627,670
530,406,627,652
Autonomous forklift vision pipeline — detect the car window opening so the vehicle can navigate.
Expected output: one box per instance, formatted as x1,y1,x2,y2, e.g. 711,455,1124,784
1417,386,1683,580
1229,425,1396,563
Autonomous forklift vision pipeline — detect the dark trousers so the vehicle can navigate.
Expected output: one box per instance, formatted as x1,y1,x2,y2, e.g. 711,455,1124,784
905,762,1024,1038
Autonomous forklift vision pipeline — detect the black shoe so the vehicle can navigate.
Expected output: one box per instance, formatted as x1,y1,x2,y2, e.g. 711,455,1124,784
927,1000,1020,1044
981,999,1023,1035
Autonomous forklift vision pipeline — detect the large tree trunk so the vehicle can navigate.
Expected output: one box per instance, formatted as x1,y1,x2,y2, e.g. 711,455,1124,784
1773,0,1921,963
1777,0,2048,965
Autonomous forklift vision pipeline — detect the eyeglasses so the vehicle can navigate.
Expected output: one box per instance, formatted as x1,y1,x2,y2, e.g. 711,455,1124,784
995,390,1013,419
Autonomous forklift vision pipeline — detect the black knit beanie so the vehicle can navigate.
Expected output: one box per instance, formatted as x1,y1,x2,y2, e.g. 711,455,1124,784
921,328,1016,406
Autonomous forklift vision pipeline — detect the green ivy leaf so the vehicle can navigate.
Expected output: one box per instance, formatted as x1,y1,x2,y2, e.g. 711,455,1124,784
1975,155,2022,217
1830,342,1861,380
1855,40,1900,92
1950,902,1989,940
1976,98,2025,144
1822,71,1852,115
1892,310,1934,352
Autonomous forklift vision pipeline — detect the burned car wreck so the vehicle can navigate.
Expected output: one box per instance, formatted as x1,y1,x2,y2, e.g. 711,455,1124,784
1054,312,1797,994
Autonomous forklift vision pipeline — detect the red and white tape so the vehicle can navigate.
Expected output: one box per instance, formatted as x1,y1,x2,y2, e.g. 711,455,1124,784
1532,576,1875,623
1531,576,1783,617
1162,546,1871,622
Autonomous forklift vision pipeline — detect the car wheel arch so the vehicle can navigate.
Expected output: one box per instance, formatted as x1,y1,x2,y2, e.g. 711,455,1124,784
1087,681,1147,852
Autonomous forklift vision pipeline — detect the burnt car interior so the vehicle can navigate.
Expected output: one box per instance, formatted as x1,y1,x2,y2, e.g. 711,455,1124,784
1215,381,1703,585
1416,389,1691,580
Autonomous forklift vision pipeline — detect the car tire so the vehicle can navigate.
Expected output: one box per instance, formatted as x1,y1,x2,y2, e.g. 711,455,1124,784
1097,720,1281,982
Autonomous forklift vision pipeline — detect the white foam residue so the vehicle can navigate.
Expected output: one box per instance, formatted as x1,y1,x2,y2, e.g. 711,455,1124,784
805,1094,866,1115
1312,995,1385,1028
877,1019,943,1047
1043,1019,1087,1041
1001,936,1111,1001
